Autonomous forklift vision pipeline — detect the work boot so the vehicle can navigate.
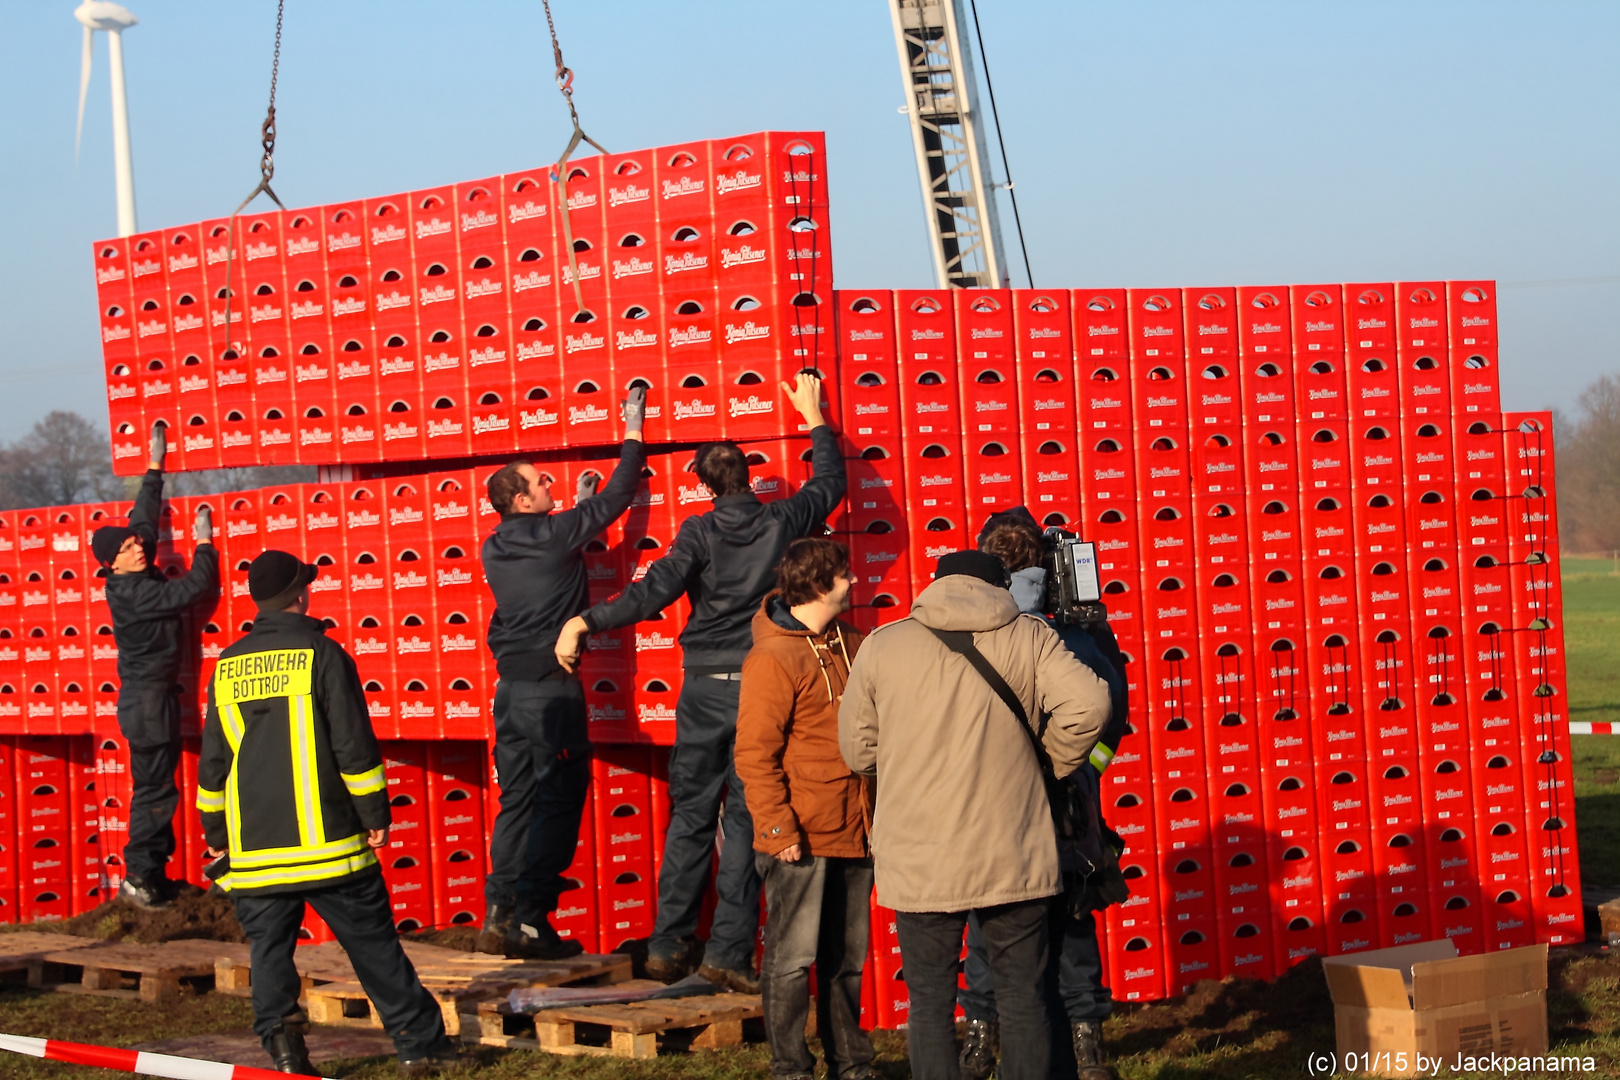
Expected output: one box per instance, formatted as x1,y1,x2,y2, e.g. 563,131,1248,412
117,874,171,910
958,1018,999,1080
266,1024,318,1076
1071,1020,1116,1080
474,903,513,956
644,938,701,983
504,917,585,961
396,1041,465,1077
697,961,760,994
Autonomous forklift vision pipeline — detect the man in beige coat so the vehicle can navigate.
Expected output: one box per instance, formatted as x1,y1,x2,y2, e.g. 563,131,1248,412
839,550,1111,1080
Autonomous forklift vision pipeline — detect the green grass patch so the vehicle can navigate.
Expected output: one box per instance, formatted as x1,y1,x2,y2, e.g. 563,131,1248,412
1565,558,1620,887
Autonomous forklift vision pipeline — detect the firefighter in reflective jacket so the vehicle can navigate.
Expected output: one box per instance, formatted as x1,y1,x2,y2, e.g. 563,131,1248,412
197,551,461,1077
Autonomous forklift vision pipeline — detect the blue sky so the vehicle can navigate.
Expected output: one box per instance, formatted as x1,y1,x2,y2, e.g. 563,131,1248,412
1,0,1615,436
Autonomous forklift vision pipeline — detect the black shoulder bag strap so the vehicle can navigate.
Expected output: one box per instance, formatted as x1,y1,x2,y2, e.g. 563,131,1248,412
927,625,1118,915
926,627,1053,780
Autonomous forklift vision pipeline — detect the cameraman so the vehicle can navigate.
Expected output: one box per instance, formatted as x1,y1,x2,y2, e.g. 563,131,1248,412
962,509,1129,1080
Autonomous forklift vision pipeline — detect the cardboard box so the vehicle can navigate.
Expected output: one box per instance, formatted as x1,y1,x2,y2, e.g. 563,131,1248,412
1321,940,1547,1077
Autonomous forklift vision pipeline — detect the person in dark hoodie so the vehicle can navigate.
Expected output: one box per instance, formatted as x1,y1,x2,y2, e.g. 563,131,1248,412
93,422,219,908
477,387,647,960
959,509,1130,1080
555,372,846,992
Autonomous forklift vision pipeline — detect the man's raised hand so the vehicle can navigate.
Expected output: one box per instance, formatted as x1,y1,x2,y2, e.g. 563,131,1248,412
576,470,601,504
780,371,826,428
149,420,167,472
621,384,647,439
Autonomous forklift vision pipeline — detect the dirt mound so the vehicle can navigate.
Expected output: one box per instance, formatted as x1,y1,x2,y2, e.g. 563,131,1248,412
1105,955,1335,1066
404,924,481,951
53,885,246,945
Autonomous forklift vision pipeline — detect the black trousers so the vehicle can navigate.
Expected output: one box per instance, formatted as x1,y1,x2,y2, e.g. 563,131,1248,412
651,675,760,970
485,676,593,924
961,899,1113,1076
961,900,1112,1022
116,683,180,884
758,853,875,1080
232,869,449,1060
896,900,1051,1080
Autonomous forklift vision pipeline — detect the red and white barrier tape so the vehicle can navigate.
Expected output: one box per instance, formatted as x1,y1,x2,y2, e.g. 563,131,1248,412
0,1033,330,1080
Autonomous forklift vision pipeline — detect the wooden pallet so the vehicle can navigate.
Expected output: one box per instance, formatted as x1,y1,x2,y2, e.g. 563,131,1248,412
0,932,107,986
475,987,763,1058
302,948,631,1038
215,941,355,997
46,940,251,1004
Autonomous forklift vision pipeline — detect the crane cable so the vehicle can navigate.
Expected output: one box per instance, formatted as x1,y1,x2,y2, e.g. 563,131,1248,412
543,0,608,320
967,0,1032,289
221,0,287,363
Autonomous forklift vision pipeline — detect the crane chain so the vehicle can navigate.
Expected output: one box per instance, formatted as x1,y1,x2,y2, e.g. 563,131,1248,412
222,0,288,361
257,0,284,191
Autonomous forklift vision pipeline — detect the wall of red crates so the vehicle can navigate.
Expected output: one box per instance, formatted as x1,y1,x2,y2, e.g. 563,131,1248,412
5,281,1578,1010
92,132,833,474
0,726,901,1027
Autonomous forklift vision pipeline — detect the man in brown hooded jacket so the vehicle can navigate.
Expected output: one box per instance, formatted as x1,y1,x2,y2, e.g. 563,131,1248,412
734,538,873,1080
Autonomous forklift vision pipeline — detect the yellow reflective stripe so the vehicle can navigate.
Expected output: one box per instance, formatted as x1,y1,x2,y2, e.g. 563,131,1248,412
225,703,245,856
219,849,378,892
289,694,320,848
219,700,245,752
195,787,225,813
1089,743,1115,775
227,832,369,871
340,764,386,797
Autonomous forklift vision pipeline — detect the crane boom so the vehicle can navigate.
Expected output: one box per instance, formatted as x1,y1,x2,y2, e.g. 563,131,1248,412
889,0,1009,289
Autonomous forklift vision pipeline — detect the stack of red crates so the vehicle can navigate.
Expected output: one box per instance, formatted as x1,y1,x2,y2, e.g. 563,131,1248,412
92,133,833,475
822,283,1580,1004
5,284,1579,1005
43,125,1586,1009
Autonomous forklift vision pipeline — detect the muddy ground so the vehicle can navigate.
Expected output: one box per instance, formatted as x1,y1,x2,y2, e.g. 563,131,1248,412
5,900,1619,1077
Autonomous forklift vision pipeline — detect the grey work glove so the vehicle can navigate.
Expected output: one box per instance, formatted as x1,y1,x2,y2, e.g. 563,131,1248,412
621,385,647,434
576,471,601,503
193,505,213,545
149,420,167,469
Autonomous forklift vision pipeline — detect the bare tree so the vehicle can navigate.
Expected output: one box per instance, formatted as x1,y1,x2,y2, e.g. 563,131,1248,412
0,411,316,510
165,464,316,496
0,411,123,509
1553,376,1620,552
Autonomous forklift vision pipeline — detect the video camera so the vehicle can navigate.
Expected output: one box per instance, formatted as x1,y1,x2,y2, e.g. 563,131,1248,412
1042,526,1107,628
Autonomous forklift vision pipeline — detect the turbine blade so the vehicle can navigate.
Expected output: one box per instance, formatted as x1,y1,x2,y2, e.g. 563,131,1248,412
75,25,92,162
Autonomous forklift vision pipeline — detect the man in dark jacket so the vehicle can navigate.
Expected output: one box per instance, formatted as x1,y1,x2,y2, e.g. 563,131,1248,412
477,387,647,960
198,551,459,1077
555,372,845,991
93,424,218,908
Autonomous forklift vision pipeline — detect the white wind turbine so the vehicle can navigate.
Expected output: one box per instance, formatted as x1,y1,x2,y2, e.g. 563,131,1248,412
74,1,140,237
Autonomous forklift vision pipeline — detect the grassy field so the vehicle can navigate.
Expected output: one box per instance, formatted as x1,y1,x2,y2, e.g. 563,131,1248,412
1561,556,1620,889
6,560,1620,1078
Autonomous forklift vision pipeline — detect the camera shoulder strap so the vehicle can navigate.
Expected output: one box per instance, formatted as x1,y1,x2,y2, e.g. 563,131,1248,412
926,626,1051,771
